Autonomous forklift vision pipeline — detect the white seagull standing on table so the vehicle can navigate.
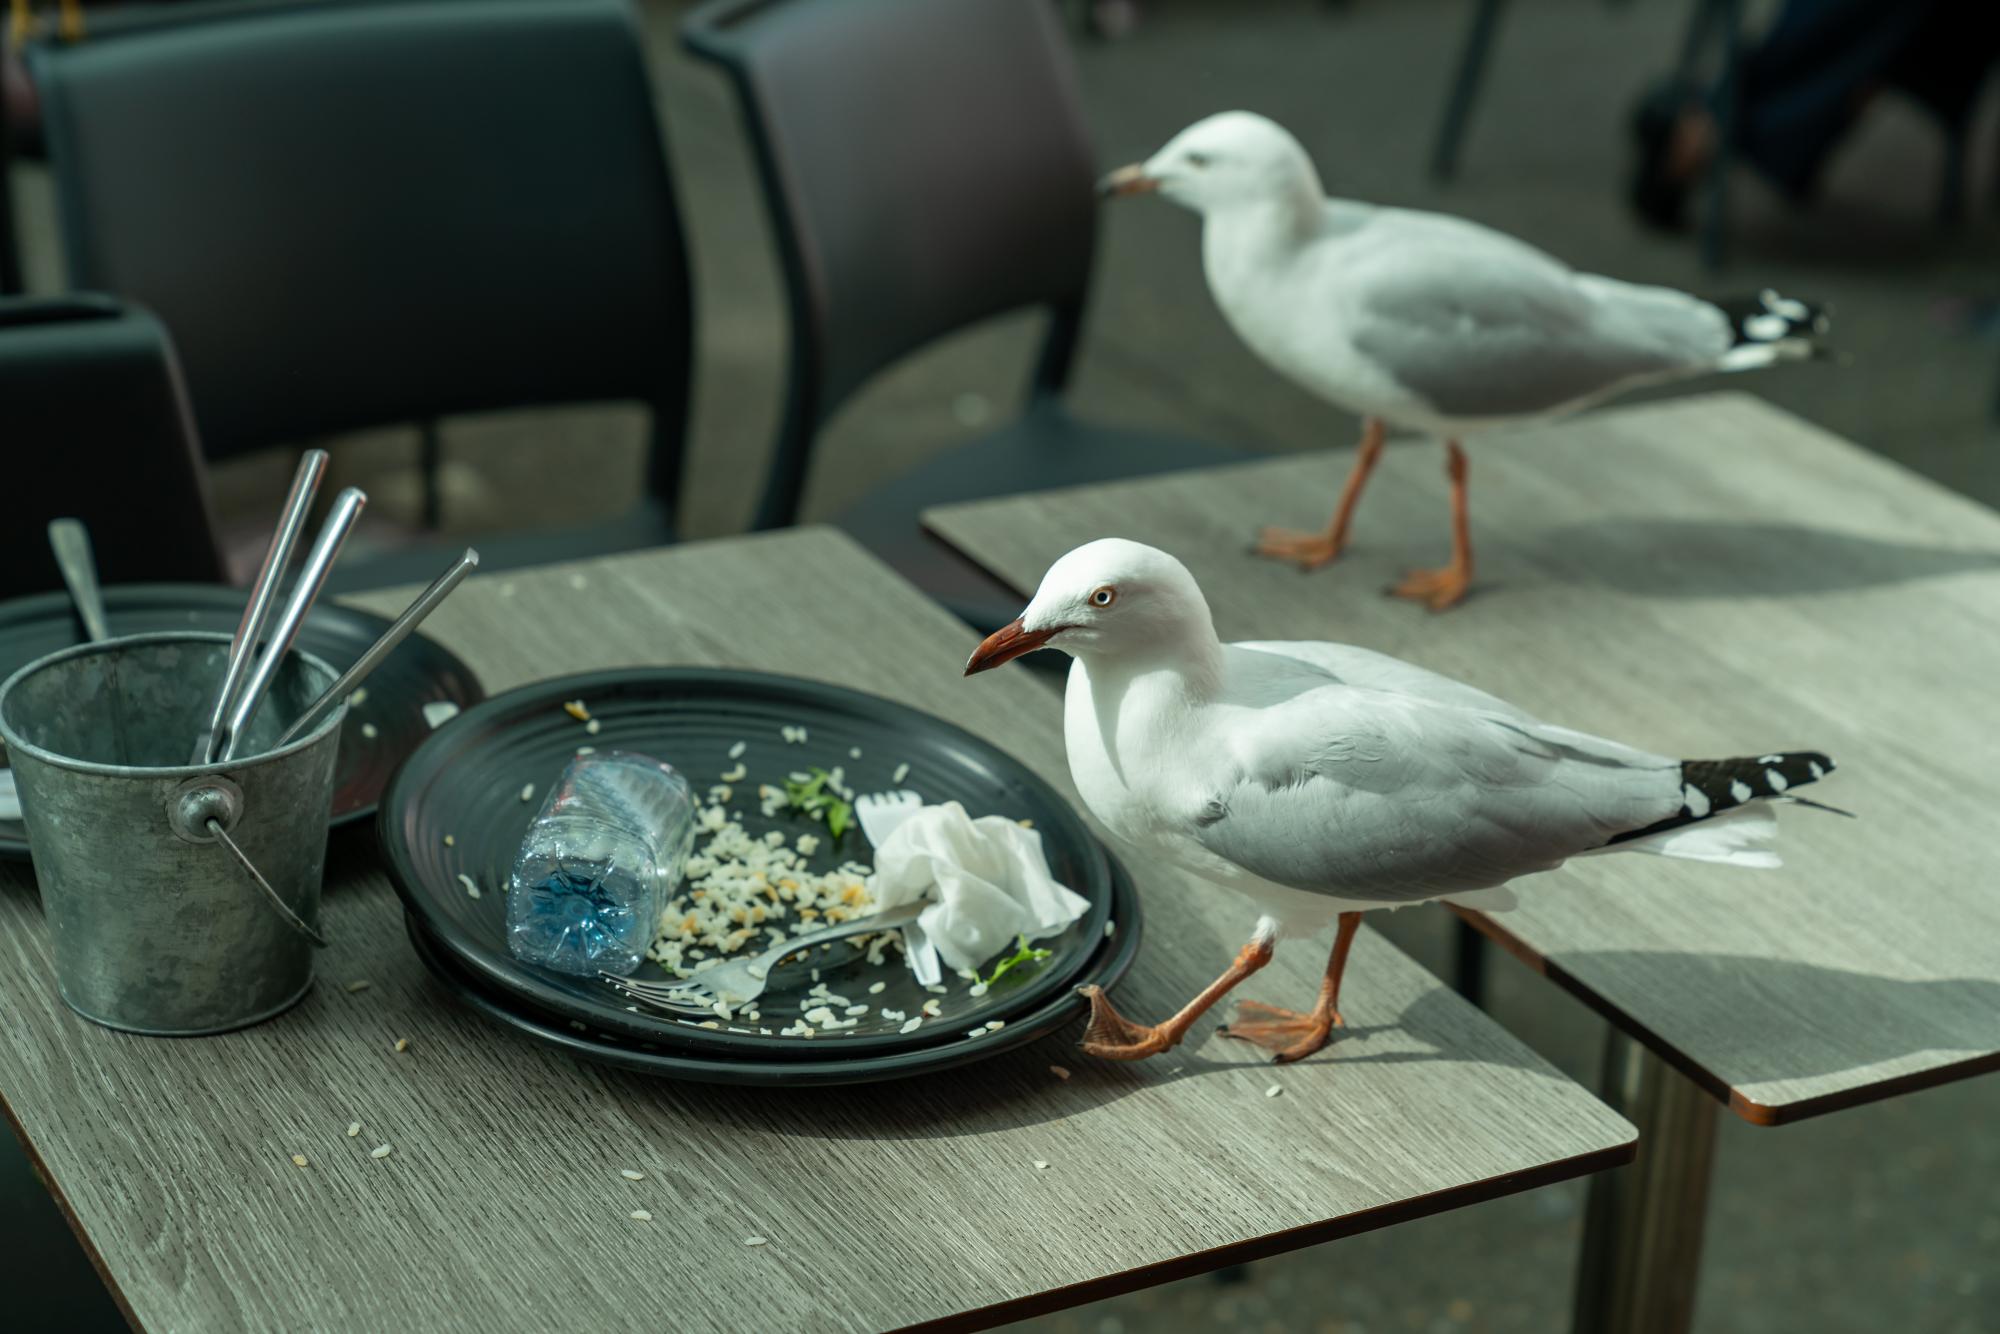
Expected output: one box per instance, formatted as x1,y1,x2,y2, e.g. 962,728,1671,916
1100,112,1831,610
964,539,1846,1063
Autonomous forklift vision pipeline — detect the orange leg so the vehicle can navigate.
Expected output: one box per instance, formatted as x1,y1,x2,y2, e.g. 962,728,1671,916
1222,912,1362,1064
1255,417,1387,569
1388,440,1474,611
1078,931,1275,1061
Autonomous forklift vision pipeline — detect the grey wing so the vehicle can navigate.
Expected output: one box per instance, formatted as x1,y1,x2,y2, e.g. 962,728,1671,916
1342,216,1733,420
1192,691,1681,904
1231,640,1537,722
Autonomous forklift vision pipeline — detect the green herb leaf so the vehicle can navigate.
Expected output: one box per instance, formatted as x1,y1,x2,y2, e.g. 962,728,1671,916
826,800,851,841
980,935,1053,988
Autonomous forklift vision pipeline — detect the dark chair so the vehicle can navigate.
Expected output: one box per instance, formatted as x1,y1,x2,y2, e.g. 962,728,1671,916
28,0,695,588
683,0,1254,631
0,293,228,599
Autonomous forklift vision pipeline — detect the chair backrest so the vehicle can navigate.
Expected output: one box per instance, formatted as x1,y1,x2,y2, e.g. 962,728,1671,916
31,0,694,505
0,294,228,598
683,0,1099,529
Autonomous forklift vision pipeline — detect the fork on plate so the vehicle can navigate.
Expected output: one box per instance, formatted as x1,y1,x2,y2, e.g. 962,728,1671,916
600,901,924,1015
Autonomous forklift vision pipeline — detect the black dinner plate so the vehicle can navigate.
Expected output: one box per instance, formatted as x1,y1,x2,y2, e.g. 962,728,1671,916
0,583,483,858
403,849,1140,1085
380,668,1120,1059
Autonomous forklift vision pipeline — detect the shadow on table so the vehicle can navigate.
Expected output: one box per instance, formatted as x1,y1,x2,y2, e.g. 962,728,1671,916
1538,520,2000,598
1560,951,2000,1085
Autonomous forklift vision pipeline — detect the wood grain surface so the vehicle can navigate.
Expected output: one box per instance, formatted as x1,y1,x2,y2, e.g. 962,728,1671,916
0,528,1633,1333
925,391,2000,1126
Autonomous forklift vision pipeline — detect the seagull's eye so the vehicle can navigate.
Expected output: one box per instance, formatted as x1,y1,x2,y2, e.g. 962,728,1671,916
1090,585,1117,608
1184,152,1210,169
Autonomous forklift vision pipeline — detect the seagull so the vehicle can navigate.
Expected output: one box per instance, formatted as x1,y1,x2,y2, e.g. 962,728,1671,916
1099,112,1830,610
963,539,1844,1063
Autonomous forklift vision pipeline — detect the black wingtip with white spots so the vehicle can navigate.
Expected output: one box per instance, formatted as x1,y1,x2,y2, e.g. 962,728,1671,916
1718,289,1832,349
1609,751,1838,846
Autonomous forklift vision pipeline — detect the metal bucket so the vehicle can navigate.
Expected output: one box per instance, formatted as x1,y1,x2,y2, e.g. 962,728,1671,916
0,632,347,1035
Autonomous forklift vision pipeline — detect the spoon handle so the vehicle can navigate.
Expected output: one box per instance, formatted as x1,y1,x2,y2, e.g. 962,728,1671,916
46,519,109,644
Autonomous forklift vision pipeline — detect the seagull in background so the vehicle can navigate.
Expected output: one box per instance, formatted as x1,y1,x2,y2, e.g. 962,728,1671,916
965,539,1845,1062
1100,112,1831,610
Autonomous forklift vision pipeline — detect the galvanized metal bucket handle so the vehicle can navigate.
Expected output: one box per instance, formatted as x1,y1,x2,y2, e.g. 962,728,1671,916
165,776,328,948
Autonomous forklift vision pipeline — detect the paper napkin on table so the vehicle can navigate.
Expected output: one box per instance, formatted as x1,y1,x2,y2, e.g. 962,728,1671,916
856,794,1090,986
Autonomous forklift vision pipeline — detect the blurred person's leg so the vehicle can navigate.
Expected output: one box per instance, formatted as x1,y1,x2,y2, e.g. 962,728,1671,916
1630,0,1996,228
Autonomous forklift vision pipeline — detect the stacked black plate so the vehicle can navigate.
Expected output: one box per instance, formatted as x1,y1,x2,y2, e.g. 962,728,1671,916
0,584,484,857
380,669,1141,1085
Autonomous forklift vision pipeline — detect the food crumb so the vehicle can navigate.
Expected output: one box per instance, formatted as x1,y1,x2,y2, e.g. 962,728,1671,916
348,688,368,707
898,1017,923,1035
457,872,480,900
520,783,535,803
868,981,886,995
1265,1084,1283,1099
892,763,910,784
344,980,371,993
1104,920,1116,939
586,719,602,735
443,834,455,847
743,1236,768,1247
370,1144,393,1160
291,1154,309,1168
346,1122,361,1138
729,741,747,759
394,1038,410,1053
1049,1065,1071,1081
620,1169,645,1181
629,1209,653,1223
359,722,379,740
848,747,862,759
1033,1160,1050,1171
563,699,591,722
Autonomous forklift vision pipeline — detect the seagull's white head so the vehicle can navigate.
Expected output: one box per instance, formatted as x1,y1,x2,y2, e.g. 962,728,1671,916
1099,111,1322,216
963,538,1216,676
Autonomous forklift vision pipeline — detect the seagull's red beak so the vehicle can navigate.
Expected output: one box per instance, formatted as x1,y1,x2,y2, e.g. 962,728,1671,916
964,618,1061,676
1097,164,1159,198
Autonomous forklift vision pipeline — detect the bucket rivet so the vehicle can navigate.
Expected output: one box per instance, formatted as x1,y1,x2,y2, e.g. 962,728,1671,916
167,776,244,844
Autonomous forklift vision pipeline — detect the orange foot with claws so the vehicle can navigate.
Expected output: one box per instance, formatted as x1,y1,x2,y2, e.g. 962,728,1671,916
1221,999,1341,1064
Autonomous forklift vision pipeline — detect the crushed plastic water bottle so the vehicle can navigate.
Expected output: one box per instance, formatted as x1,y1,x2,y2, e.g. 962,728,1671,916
506,750,697,977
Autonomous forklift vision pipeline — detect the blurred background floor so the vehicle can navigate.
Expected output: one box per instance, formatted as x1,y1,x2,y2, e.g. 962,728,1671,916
5,1,1997,1331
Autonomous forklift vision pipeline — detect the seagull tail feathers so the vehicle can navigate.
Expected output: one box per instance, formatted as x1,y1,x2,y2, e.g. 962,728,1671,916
1599,750,1842,869
1714,289,1833,371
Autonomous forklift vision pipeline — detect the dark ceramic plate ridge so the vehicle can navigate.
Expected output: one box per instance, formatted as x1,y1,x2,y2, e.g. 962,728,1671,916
402,850,1141,1086
0,583,483,857
380,667,1123,1059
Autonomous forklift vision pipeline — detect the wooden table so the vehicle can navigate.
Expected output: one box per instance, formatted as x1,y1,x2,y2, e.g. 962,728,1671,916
924,392,2000,1331
0,529,1632,1333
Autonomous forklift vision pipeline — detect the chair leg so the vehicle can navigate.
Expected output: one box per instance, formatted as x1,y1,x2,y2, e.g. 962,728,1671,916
1429,0,1508,183
1936,117,1969,228
1697,0,1744,273
418,420,443,530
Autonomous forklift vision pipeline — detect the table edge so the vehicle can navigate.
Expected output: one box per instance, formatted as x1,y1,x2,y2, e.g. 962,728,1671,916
0,1086,144,1333
893,1133,1637,1334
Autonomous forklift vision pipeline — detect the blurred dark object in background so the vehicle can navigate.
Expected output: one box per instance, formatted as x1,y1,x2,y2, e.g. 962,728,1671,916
1631,0,2000,231
25,0,698,587
683,0,1253,633
0,293,227,599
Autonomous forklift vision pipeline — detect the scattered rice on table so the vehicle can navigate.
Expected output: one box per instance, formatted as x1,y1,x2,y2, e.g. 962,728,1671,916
344,980,371,993
1049,1065,1071,1081
743,1236,768,1247
346,1122,361,1137
291,1154,309,1168
1265,1085,1283,1099
359,722,378,740
586,719,601,735
370,1144,393,1159
457,873,480,899
728,741,747,759
898,1017,923,1034
892,763,910,784
1033,1160,1050,1171
620,1169,645,1181
520,783,536,802
868,981,886,995
629,1210,653,1223
348,688,368,707
394,1038,410,1053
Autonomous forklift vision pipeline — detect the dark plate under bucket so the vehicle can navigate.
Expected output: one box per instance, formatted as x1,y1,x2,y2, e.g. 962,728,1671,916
379,668,1133,1061
0,583,484,858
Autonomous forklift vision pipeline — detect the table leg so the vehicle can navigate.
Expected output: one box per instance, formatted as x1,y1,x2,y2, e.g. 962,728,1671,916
1572,1027,1719,1334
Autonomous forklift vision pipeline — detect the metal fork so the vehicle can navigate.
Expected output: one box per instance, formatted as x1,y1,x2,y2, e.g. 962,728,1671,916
600,901,924,1015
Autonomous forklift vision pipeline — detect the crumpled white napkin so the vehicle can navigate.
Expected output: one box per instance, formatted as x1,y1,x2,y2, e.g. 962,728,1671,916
857,793,1090,986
